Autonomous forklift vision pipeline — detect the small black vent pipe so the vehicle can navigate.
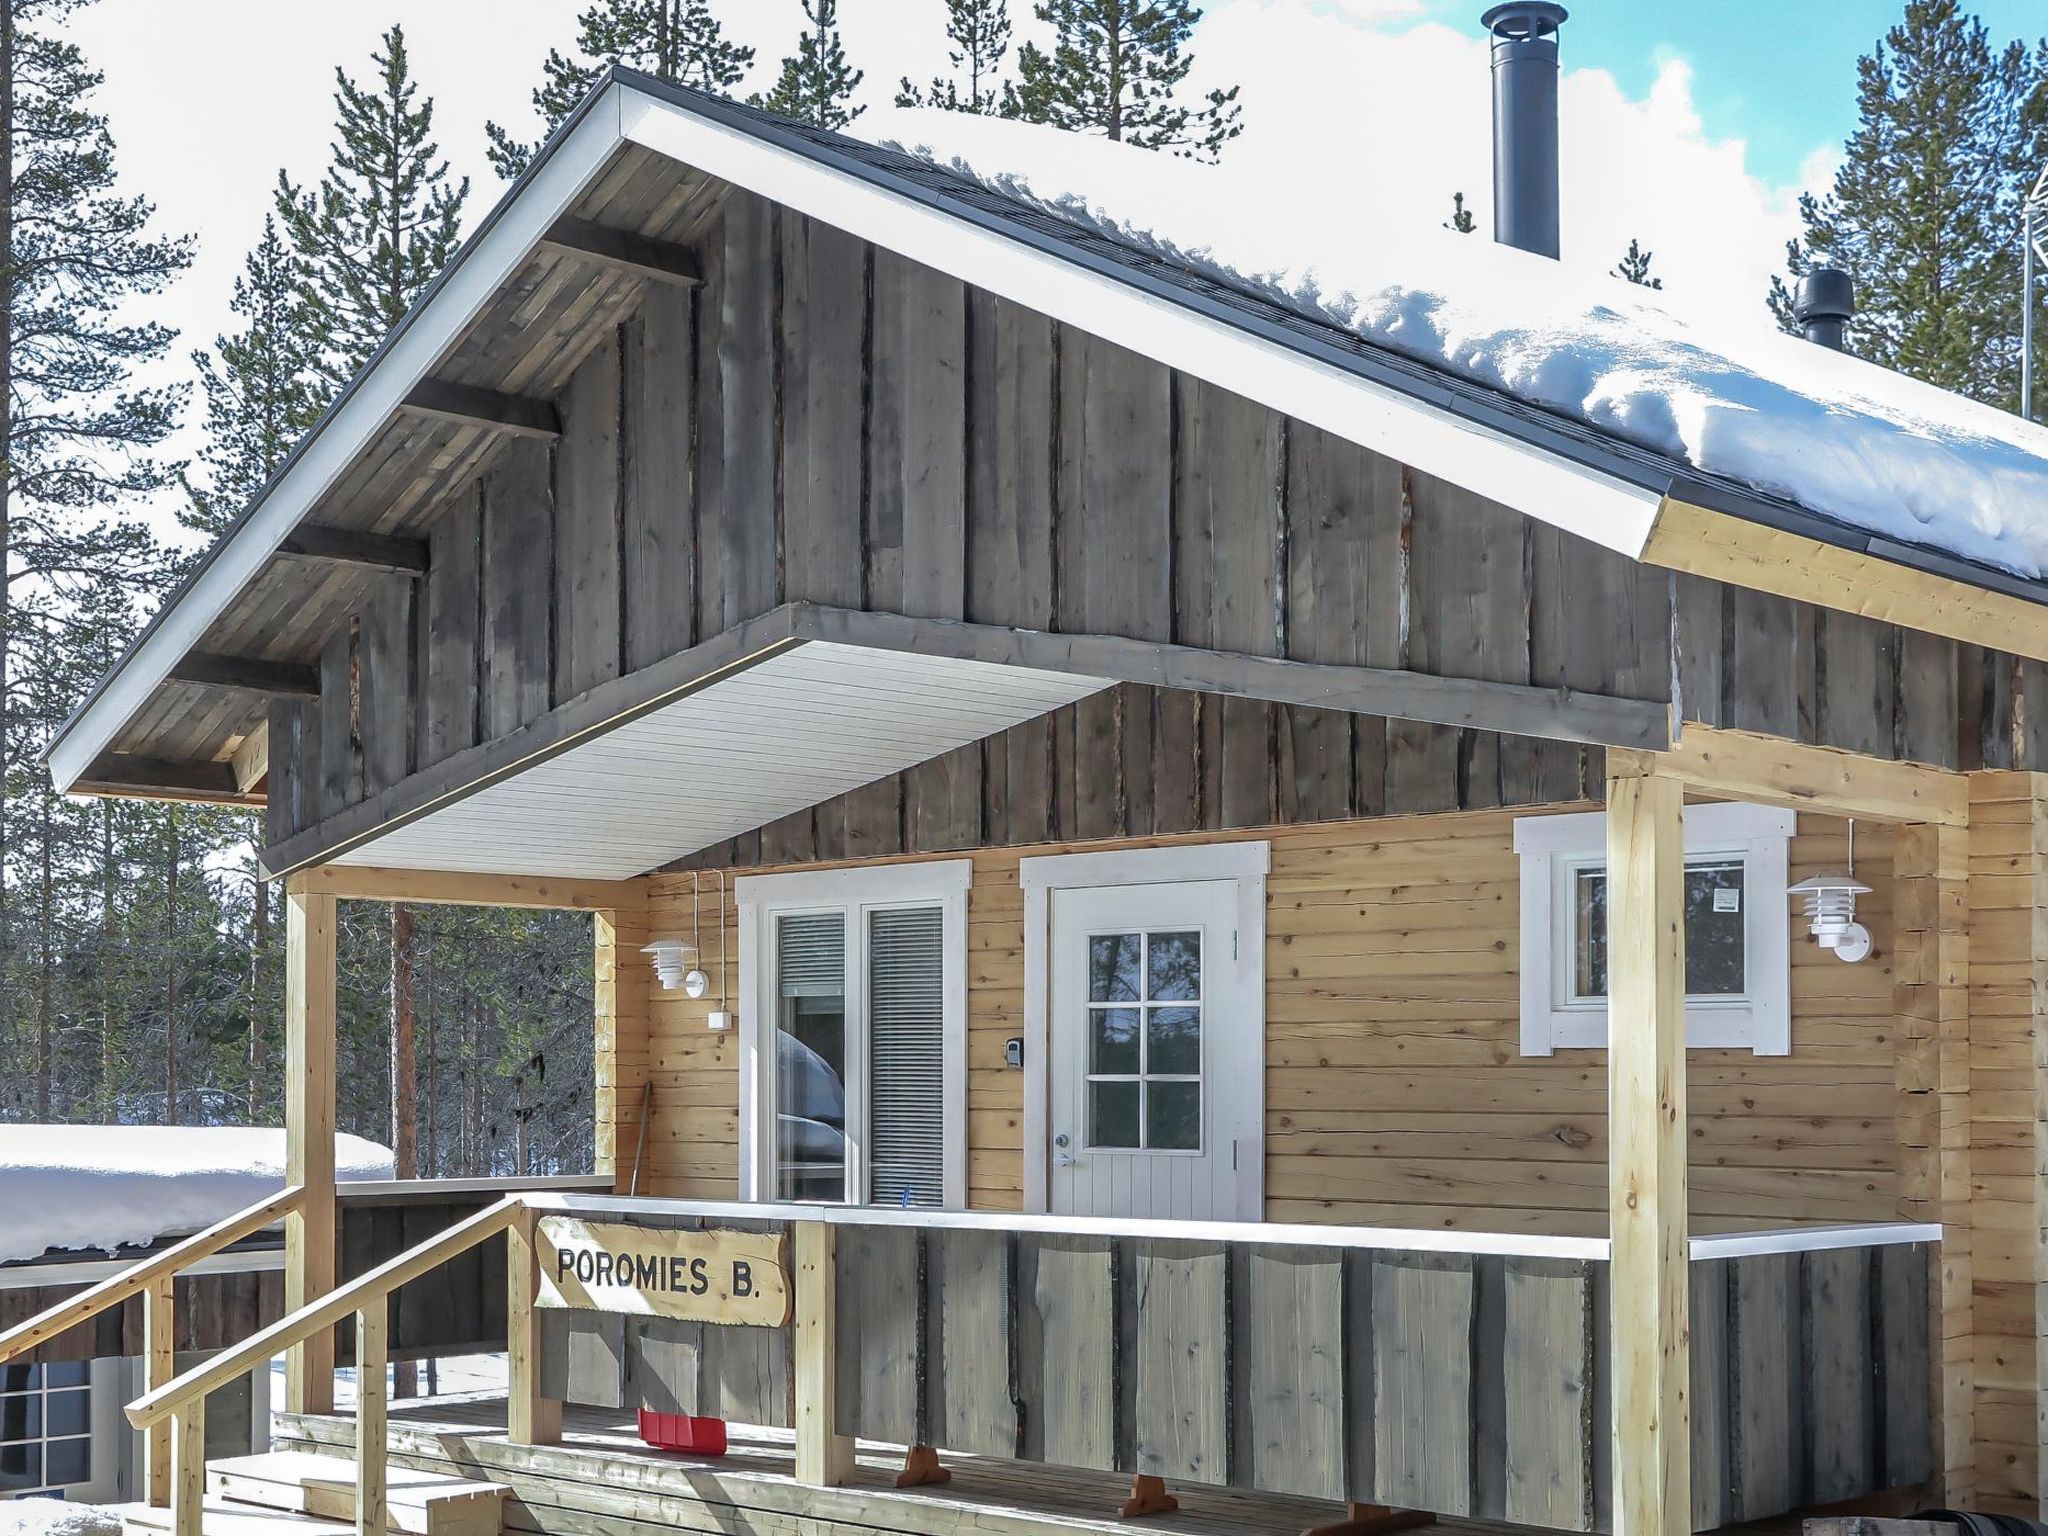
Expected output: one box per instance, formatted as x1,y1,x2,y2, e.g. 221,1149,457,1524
1794,268,1855,351
1483,2,1568,259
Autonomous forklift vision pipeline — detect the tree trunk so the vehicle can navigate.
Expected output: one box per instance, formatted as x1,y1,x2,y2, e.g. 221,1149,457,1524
0,0,20,1082
249,868,270,1119
390,903,416,1172
422,935,438,1177
99,801,115,1118
35,785,52,1119
162,814,180,1125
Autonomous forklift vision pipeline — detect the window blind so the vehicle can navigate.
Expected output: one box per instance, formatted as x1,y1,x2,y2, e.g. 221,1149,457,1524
866,906,946,1208
777,913,846,997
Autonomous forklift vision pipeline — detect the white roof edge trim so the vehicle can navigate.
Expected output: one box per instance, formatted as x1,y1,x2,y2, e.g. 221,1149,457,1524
616,89,1662,555
47,92,632,795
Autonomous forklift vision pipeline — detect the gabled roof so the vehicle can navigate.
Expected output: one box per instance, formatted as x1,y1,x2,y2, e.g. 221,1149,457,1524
48,69,2048,795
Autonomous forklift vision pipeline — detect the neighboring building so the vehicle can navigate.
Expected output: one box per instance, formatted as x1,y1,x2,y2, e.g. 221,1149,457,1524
26,13,2048,1536
0,1129,391,1504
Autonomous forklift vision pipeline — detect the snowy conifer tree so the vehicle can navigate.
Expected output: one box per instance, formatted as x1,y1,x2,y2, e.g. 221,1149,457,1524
755,0,866,129
1768,0,2044,407
183,217,323,537
1613,238,1662,289
487,0,756,178
898,0,1015,115
1012,0,1242,160
276,25,468,384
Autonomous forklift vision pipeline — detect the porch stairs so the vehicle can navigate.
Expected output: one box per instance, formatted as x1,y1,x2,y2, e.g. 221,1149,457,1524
120,1451,510,1536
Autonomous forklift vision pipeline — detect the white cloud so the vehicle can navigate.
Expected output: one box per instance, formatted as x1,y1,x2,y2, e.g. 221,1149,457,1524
1194,0,1827,318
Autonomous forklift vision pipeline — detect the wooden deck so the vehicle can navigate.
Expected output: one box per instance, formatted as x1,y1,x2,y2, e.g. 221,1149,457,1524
275,1394,1458,1536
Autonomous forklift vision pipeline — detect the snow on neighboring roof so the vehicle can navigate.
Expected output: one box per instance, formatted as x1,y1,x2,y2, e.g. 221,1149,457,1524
0,1126,394,1265
855,108,2048,580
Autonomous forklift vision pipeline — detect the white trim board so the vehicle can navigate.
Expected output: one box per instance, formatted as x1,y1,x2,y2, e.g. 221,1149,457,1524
1018,839,1270,1217
52,79,1667,795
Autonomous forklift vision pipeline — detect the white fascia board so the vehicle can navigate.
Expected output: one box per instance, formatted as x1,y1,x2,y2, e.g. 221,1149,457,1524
617,88,1662,560
47,94,631,795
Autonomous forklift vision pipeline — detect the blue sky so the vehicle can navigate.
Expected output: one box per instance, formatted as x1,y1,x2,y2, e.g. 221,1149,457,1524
1416,0,2048,186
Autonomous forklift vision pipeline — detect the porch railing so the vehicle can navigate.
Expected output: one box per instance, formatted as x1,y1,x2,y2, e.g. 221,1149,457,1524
0,1184,306,1509
131,1191,1941,1536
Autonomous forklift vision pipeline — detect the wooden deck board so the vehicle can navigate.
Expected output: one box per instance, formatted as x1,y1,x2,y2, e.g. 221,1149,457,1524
280,1396,1362,1536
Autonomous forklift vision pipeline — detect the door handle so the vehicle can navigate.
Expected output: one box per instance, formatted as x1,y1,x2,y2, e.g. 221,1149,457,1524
1054,1131,1077,1167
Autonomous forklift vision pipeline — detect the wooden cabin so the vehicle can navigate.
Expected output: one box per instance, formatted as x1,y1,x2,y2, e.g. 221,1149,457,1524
19,63,2048,1536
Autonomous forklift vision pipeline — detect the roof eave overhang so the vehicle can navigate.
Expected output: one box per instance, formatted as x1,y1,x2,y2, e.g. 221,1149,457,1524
46,87,634,794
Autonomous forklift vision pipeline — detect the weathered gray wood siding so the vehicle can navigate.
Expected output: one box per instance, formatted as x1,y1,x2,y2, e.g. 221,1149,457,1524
268,189,1995,854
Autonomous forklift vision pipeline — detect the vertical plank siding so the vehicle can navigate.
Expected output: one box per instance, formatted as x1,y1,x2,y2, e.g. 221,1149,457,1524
270,198,1982,840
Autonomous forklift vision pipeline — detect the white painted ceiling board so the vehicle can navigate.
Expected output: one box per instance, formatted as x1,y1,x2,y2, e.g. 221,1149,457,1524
331,642,1108,879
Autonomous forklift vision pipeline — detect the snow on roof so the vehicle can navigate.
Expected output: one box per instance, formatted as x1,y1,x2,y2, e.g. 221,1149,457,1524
0,1126,393,1265
856,108,2048,581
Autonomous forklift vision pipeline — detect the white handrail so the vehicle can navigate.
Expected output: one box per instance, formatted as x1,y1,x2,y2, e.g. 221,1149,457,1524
520,1190,1943,1262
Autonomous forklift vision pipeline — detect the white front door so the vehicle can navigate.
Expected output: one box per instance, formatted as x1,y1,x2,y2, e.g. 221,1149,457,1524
1047,878,1259,1220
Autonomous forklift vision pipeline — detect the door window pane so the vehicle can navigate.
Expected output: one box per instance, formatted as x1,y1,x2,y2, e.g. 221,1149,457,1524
1088,935,1142,1002
1146,932,1202,1000
44,1437,89,1489
1147,1082,1202,1150
1148,1007,1201,1075
1090,1009,1141,1074
1090,1081,1140,1148
775,912,847,1203
41,1389,87,1439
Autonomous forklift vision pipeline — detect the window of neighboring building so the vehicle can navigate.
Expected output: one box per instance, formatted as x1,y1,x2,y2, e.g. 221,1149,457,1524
1514,802,1795,1055
0,1360,92,1497
737,861,969,1209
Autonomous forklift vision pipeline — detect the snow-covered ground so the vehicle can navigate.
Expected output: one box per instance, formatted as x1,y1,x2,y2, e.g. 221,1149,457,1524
0,1501,120,1536
0,1126,394,1264
856,108,2048,580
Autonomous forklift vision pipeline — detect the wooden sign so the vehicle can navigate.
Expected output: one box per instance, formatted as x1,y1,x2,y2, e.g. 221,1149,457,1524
535,1218,792,1328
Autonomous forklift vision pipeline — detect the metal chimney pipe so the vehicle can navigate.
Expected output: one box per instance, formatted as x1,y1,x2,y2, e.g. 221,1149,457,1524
1794,268,1855,351
1482,2,1568,259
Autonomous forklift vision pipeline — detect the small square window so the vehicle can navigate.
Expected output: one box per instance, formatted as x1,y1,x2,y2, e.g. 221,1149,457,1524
1515,804,1794,1056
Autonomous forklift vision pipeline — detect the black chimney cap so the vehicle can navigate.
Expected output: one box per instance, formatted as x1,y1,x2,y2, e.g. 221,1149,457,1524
1794,268,1855,351
1482,2,1568,39
1794,268,1855,324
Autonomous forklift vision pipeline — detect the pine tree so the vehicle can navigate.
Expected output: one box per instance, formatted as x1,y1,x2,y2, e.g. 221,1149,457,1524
1768,0,2044,408
277,25,468,385
754,0,865,130
0,0,192,1094
1613,238,1663,290
1444,192,1475,234
898,0,1015,115
487,0,756,178
182,216,323,539
1012,0,1243,160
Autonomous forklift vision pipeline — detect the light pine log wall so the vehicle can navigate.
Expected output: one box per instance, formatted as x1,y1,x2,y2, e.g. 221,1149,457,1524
631,808,1900,1234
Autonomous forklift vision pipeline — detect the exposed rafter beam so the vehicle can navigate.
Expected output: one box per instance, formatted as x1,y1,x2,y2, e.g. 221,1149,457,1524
231,726,271,796
538,216,702,287
398,379,561,441
277,525,428,576
71,756,262,808
287,866,645,911
170,652,321,699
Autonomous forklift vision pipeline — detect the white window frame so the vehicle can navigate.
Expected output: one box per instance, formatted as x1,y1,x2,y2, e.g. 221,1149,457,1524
1018,840,1270,1216
736,860,970,1209
1514,803,1794,1056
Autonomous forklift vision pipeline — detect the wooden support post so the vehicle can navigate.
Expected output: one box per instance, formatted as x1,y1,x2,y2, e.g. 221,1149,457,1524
170,1397,205,1536
1120,1474,1180,1517
794,1221,855,1487
595,898,652,1191
1898,806,1975,1509
1605,758,1691,1536
356,1304,388,1536
1302,1505,1435,1536
506,1205,562,1446
285,887,337,1414
142,1274,175,1507
896,1445,952,1488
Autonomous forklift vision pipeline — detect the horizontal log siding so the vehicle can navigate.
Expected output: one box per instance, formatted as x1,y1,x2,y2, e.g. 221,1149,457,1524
638,809,1899,1233
269,192,1990,849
